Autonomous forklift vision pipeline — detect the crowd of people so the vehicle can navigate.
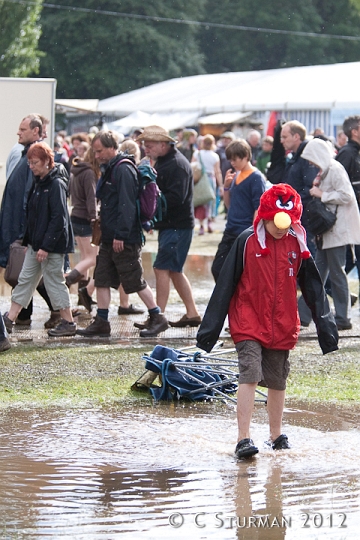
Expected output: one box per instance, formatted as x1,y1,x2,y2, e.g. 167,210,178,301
1,111,359,461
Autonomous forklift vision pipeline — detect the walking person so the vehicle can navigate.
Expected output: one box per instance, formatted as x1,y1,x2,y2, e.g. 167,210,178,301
197,184,338,458
0,114,61,328
135,125,201,329
67,146,99,290
3,142,76,337
336,115,360,304
76,131,168,338
192,134,223,234
299,137,360,330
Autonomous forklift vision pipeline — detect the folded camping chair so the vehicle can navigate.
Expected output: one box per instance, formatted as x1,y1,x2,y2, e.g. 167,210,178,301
142,345,238,402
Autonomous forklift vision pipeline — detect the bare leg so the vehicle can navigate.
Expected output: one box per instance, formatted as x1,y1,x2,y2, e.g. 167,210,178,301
7,301,24,322
96,287,111,309
137,285,157,310
86,278,96,297
237,382,257,441
267,388,286,442
73,236,98,278
170,271,200,318
119,284,130,308
60,307,74,323
8,301,74,324
154,268,171,312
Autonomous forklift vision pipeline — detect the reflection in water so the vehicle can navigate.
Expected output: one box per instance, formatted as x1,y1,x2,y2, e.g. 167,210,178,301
0,404,359,538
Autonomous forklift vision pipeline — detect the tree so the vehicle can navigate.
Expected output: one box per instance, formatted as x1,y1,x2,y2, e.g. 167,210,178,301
0,0,43,77
198,0,360,73
37,0,206,98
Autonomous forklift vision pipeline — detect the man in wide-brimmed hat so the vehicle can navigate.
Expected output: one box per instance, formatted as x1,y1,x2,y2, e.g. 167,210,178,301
135,125,202,329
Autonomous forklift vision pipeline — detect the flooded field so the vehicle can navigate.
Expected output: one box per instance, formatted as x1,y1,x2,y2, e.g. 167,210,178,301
1,225,360,538
0,401,359,539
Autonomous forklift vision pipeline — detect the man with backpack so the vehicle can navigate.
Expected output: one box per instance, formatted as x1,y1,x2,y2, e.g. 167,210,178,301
76,130,168,338
136,126,201,328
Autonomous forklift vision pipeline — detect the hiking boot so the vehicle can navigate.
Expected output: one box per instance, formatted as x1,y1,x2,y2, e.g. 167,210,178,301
0,338,11,353
78,287,95,313
134,317,150,330
47,319,77,337
139,312,168,337
235,438,259,459
76,314,111,337
44,311,61,329
15,318,31,326
3,313,14,334
65,269,84,287
336,322,352,330
118,304,145,315
169,314,202,328
268,434,291,450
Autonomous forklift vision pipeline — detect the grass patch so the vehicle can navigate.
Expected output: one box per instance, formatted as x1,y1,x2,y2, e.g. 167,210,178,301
0,344,151,407
1,337,360,408
288,339,360,403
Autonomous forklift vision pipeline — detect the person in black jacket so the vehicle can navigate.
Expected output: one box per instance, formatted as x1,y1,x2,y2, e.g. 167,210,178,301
3,142,76,337
76,130,168,338
136,125,201,329
0,114,59,328
336,115,360,299
280,121,319,256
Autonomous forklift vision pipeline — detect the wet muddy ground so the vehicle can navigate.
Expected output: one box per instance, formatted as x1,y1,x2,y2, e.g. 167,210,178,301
1,217,360,538
1,401,360,539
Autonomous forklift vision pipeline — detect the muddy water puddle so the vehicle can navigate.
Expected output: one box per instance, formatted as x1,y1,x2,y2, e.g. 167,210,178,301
0,403,360,539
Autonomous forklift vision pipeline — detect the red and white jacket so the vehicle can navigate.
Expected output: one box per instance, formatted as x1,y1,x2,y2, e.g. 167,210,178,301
229,231,302,350
197,227,338,355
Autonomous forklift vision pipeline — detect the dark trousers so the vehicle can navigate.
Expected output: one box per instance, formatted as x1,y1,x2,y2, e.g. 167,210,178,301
0,314,7,340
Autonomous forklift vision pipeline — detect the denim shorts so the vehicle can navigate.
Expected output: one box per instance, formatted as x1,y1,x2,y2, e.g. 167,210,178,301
153,228,192,273
71,220,92,237
235,340,290,391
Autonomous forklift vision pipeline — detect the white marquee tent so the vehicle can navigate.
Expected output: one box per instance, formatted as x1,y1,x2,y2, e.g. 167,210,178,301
98,61,360,135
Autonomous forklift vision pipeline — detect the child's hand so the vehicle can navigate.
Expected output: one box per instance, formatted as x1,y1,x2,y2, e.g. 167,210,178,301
224,169,236,188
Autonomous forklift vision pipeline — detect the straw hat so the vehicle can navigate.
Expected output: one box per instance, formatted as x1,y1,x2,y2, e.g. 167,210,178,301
136,125,176,143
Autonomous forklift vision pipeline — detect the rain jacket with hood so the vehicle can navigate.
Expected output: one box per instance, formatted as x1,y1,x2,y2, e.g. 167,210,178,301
301,138,360,250
69,160,98,223
196,227,338,355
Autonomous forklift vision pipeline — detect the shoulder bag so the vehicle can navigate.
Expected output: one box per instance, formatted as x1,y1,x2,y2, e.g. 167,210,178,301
306,197,337,236
193,152,216,208
4,239,26,288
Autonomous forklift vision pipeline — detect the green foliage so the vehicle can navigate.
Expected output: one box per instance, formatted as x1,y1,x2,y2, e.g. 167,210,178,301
37,0,206,98
198,0,360,73
0,0,43,77
31,0,360,98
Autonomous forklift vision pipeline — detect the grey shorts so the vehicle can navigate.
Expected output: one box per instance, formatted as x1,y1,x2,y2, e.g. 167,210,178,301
235,340,290,391
94,242,147,294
